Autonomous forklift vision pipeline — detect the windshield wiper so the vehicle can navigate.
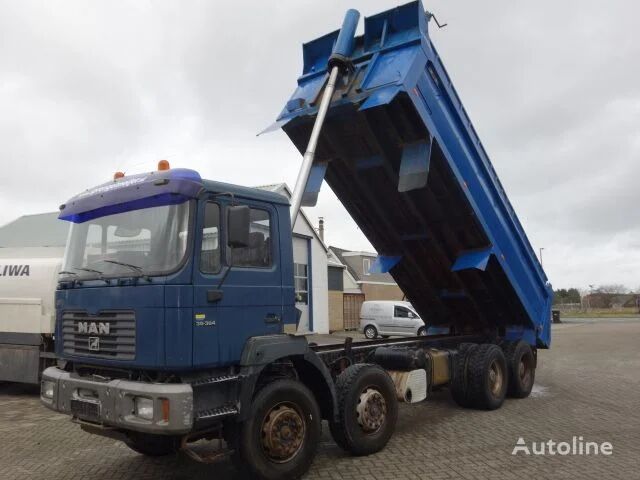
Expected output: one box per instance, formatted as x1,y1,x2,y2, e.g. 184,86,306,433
100,260,146,277
58,271,78,276
69,266,107,283
73,267,104,275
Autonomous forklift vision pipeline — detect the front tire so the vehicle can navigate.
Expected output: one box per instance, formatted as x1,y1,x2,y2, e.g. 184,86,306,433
124,432,180,457
329,364,398,456
231,379,321,480
417,327,427,336
364,325,378,339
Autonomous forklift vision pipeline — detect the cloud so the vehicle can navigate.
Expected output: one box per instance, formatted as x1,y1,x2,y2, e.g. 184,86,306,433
0,0,638,290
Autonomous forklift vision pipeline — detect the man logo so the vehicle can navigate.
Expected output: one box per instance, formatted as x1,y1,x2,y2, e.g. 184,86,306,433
77,322,110,335
88,337,100,351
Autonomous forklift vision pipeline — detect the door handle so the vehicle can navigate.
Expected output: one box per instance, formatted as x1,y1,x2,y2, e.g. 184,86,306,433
264,314,281,324
207,290,224,303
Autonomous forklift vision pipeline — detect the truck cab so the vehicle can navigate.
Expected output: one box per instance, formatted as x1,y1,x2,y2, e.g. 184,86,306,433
42,165,309,436
54,165,297,371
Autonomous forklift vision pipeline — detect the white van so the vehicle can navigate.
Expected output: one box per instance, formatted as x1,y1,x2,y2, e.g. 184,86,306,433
359,301,426,339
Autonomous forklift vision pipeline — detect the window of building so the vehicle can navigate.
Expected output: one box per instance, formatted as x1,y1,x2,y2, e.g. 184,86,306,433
294,263,308,305
363,257,371,276
200,202,221,273
106,225,151,254
230,208,271,268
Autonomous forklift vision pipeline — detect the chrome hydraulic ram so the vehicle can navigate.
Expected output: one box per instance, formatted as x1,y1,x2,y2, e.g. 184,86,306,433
289,9,360,228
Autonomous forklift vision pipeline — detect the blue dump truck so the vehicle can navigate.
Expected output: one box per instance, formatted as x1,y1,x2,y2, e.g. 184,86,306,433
41,2,552,479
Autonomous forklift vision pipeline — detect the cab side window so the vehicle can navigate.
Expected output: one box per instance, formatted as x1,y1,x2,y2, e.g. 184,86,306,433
394,306,412,318
230,208,271,268
200,202,221,273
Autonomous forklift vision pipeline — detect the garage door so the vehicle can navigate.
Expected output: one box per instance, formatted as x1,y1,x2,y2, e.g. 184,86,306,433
292,236,310,332
343,293,364,330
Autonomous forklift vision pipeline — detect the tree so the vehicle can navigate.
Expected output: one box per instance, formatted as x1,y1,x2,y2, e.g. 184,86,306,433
565,288,581,303
553,288,581,305
594,284,629,294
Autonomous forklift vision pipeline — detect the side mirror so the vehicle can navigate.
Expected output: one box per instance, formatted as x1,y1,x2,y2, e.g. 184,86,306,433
113,225,143,238
228,205,250,248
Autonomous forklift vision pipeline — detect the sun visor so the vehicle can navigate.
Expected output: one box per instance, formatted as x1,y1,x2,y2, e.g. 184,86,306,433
59,168,203,223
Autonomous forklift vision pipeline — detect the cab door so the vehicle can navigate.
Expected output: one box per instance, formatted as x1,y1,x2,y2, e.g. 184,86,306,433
192,200,224,367
393,304,416,336
192,199,283,367
377,303,397,336
216,201,283,364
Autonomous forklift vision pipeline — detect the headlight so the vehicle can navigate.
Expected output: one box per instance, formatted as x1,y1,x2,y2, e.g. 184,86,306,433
41,380,55,399
134,397,154,420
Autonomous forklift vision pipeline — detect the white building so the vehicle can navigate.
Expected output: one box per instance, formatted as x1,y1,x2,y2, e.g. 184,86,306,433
256,184,329,335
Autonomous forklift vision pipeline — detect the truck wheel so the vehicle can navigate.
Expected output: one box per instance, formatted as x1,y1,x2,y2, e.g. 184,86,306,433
231,379,321,480
364,325,378,339
466,344,508,410
124,432,180,456
329,364,398,456
503,341,536,398
450,343,478,408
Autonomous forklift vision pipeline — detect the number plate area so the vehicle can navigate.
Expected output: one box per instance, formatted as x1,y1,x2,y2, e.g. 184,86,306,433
70,398,101,421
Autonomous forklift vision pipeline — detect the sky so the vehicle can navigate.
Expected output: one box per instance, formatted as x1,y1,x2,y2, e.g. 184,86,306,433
0,0,638,291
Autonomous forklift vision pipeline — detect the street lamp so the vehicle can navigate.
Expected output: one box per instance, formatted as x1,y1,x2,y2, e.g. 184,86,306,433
587,284,594,311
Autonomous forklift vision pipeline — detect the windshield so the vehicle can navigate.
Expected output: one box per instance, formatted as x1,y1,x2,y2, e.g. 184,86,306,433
61,201,191,280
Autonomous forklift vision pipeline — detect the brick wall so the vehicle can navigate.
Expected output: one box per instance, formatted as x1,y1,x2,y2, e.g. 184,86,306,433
361,283,405,301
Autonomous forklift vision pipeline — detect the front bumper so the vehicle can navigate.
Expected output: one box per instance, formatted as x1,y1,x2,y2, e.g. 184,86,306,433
40,367,193,435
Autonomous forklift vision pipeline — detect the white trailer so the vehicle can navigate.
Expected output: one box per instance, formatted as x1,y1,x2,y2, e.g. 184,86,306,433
0,247,63,383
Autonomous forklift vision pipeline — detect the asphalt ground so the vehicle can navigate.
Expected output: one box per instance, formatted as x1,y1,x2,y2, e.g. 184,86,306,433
1,318,639,479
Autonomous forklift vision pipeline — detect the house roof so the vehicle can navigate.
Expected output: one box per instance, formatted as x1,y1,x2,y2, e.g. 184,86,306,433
255,183,328,252
0,212,69,248
329,246,360,281
329,246,398,285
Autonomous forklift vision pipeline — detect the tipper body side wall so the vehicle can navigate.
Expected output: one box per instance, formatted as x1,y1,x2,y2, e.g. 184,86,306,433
278,0,552,347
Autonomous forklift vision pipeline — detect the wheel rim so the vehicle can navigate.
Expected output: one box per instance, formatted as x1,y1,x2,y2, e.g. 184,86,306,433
356,388,387,434
365,327,375,338
519,354,533,388
260,402,305,463
488,360,504,397
418,328,426,336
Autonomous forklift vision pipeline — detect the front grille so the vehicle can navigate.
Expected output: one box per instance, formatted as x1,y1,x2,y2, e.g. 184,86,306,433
62,310,136,360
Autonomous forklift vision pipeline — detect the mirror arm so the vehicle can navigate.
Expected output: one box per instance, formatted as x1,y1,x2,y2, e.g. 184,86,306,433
215,264,233,291
212,191,237,205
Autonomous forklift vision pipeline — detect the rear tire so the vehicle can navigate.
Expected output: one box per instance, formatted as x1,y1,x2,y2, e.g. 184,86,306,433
503,341,536,398
364,325,378,339
450,343,478,408
124,432,180,457
465,344,508,410
329,364,398,456
230,379,321,480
